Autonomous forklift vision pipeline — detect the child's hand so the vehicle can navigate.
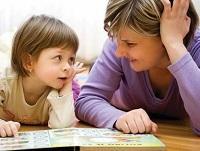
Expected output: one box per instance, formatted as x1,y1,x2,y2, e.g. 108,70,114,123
73,61,87,75
59,62,86,96
0,120,21,137
115,108,158,134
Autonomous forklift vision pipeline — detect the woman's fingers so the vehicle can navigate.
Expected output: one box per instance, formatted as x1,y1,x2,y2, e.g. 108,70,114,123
151,122,158,133
161,0,171,15
160,0,190,48
133,116,146,133
161,0,189,18
126,118,138,134
173,0,189,18
141,112,153,133
181,0,189,17
115,109,157,134
116,119,130,134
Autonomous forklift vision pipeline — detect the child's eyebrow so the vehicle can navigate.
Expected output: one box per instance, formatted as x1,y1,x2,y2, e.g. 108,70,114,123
121,39,136,43
53,49,66,54
55,49,64,53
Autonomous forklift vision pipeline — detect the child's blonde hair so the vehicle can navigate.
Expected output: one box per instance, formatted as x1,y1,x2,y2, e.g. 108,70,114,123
104,0,199,46
11,14,79,77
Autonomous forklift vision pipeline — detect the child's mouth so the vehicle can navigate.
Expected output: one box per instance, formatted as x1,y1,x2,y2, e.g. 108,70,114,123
58,77,67,80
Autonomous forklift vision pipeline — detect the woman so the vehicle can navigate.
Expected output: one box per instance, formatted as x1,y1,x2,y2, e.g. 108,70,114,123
75,0,200,135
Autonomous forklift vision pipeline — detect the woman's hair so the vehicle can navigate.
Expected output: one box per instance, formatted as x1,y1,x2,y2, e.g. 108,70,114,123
104,0,199,45
11,14,79,77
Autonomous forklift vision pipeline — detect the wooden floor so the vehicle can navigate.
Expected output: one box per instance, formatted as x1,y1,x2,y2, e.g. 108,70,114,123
20,118,200,151
154,119,200,151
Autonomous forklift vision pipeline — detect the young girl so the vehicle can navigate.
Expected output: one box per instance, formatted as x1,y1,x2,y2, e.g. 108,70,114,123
75,0,200,135
0,15,85,137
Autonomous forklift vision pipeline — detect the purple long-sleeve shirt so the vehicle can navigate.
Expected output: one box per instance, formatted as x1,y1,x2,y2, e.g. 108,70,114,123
75,29,200,135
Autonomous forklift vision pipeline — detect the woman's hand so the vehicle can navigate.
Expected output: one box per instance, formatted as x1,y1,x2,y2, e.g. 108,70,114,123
59,62,86,96
160,0,190,63
0,120,20,137
115,108,157,134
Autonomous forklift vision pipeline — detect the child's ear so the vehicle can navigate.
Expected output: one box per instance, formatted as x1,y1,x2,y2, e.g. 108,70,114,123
23,53,34,72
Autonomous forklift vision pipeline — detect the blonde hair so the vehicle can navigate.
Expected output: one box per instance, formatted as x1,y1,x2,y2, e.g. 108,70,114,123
11,15,79,77
104,0,199,45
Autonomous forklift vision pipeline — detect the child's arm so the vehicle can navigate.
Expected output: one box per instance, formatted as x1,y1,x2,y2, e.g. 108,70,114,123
0,83,20,137
47,86,76,129
47,62,85,128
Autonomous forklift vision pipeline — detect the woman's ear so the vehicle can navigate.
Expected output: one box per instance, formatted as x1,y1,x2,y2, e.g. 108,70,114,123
22,53,33,73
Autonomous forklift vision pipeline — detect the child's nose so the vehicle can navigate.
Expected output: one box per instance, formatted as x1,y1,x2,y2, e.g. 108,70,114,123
63,62,71,72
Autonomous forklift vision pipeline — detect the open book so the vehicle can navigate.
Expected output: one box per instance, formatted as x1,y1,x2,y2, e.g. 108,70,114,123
0,128,165,151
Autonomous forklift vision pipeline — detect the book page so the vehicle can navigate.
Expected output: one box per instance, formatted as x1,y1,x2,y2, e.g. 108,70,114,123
0,128,165,150
48,128,165,147
0,130,50,150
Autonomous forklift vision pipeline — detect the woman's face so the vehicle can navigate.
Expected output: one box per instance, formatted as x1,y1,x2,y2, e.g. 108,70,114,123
115,27,170,71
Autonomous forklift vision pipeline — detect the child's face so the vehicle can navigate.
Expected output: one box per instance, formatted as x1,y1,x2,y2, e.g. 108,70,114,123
30,47,76,89
115,27,170,71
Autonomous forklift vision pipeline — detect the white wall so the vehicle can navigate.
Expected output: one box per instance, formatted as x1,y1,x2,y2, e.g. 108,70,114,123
0,0,199,66
0,0,108,63
193,0,200,16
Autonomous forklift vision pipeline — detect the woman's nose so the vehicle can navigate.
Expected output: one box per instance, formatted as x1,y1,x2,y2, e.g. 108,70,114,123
115,45,128,58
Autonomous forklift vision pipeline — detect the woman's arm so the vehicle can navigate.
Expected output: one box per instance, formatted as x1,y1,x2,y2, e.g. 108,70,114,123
75,39,125,128
168,41,200,135
160,0,200,135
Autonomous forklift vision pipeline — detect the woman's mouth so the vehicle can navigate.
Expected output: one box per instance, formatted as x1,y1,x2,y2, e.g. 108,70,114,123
129,59,137,62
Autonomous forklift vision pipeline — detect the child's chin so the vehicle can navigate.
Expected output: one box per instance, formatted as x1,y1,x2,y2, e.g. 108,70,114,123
52,85,63,90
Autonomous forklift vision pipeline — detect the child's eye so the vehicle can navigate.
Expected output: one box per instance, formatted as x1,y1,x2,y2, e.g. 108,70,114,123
68,57,75,65
54,55,62,61
52,55,62,62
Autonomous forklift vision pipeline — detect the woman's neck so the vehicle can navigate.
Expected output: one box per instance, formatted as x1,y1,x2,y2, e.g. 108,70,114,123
148,67,172,99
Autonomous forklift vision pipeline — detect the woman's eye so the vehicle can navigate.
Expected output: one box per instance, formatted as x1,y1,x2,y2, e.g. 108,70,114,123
127,43,136,47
